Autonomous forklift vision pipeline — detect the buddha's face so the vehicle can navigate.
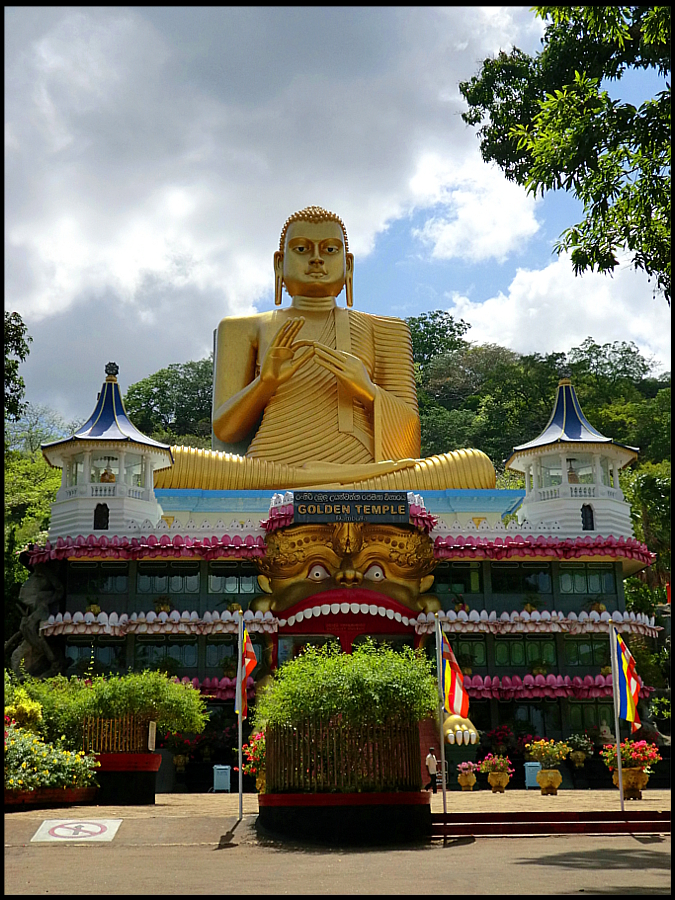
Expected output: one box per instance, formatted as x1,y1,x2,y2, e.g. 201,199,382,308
255,522,439,613
276,220,353,299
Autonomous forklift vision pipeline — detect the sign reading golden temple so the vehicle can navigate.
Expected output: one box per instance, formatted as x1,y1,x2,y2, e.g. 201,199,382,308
294,491,409,524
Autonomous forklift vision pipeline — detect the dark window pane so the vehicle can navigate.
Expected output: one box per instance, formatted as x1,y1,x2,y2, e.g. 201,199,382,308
492,566,521,593
494,642,509,666
564,640,579,665
578,642,593,666
510,642,526,666
542,642,557,666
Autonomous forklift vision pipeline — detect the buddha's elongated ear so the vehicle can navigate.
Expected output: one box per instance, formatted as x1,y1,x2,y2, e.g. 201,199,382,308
345,252,354,307
274,250,284,306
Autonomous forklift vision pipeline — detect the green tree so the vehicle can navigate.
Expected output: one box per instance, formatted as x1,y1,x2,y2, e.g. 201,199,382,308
620,461,671,588
460,6,671,303
123,357,213,446
405,311,470,381
4,311,33,422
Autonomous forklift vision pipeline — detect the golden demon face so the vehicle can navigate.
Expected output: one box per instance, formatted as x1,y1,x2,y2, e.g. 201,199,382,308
255,522,439,614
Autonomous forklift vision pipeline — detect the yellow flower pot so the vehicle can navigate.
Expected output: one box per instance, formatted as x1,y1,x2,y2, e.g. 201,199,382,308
536,768,563,795
256,772,266,794
487,772,510,793
570,750,587,769
173,754,188,773
613,768,649,800
457,772,476,791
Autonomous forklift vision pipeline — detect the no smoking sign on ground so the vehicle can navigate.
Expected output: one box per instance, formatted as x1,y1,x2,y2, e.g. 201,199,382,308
31,819,123,842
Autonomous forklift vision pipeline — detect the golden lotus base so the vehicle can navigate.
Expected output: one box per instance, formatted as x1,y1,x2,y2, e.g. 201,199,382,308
487,772,510,793
613,768,649,800
536,768,563,795
457,773,476,791
570,751,587,769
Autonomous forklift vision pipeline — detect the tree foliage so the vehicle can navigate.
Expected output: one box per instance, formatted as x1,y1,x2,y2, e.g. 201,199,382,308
253,640,438,729
4,311,33,423
459,6,671,303
122,357,213,447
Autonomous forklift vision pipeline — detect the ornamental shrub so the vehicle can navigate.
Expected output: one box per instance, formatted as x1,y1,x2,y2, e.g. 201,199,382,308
240,731,266,777
253,640,437,730
600,739,662,774
5,718,99,792
567,733,594,755
525,739,571,768
4,672,43,732
19,670,208,750
478,753,514,776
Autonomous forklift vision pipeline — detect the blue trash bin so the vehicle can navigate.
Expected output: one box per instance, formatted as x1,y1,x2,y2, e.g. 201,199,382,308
213,765,231,792
524,761,542,789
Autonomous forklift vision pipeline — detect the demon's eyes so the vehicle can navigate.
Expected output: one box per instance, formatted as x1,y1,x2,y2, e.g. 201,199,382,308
364,564,385,582
307,564,331,582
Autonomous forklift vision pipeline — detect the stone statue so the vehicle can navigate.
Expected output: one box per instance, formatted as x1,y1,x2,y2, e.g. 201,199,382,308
155,206,495,492
4,564,67,677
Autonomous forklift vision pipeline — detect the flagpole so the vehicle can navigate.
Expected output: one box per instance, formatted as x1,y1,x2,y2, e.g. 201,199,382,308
434,613,448,819
236,611,243,822
608,623,625,813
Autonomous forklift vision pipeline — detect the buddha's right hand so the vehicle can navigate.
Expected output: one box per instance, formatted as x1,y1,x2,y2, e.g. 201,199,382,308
260,317,314,391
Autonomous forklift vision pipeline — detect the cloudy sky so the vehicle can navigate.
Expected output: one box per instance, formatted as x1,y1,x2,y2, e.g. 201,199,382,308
6,6,671,423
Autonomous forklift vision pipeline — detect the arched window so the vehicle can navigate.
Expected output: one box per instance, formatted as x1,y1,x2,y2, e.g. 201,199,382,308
94,503,109,531
581,504,594,531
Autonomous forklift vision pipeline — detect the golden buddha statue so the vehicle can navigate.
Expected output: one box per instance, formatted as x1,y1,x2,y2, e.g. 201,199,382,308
155,206,495,491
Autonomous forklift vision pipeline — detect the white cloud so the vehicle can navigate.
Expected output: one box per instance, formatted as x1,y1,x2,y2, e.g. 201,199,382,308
410,155,541,262
447,254,671,374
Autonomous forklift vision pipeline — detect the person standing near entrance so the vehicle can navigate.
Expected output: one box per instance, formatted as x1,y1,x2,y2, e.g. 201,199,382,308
425,747,438,793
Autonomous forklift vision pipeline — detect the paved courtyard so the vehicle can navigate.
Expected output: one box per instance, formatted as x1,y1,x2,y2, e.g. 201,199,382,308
5,791,671,895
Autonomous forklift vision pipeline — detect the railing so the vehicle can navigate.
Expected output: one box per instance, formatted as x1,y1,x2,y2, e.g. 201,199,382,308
535,484,621,502
266,716,421,793
82,715,149,753
58,484,151,502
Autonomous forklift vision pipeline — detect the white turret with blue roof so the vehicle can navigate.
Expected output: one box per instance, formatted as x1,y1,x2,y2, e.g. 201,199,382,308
505,378,637,538
41,362,174,539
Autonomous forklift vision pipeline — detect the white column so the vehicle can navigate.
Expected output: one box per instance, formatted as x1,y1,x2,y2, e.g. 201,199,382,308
524,464,530,495
560,454,569,484
60,465,67,489
144,456,154,491
612,460,620,489
83,451,92,486
118,451,126,488
593,453,602,486
532,460,539,492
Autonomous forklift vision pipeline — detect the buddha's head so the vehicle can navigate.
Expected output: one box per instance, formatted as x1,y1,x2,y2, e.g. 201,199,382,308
255,521,439,613
274,206,354,306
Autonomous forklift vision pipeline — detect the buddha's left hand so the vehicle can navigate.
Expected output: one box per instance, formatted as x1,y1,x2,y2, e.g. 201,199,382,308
312,344,376,406
444,714,479,746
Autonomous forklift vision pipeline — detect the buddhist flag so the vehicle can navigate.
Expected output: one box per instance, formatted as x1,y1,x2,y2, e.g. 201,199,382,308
441,633,469,718
614,631,641,733
237,629,258,720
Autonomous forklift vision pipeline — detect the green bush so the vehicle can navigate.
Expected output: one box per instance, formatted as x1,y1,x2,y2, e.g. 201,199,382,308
5,721,99,791
253,640,437,730
18,670,208,749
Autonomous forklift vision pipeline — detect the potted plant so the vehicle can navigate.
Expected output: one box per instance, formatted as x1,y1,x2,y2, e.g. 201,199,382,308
85,596,101,616
18,670,208,804
157,731,194,773
567,733,594,768
650,697,670,735
515,732,541,761
5,716,99,807
241,731,266,793
525,739,571,795
486,725,514,756
154,595,173,614
599,739,662,800
479,753,514,792
456,760,479,791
